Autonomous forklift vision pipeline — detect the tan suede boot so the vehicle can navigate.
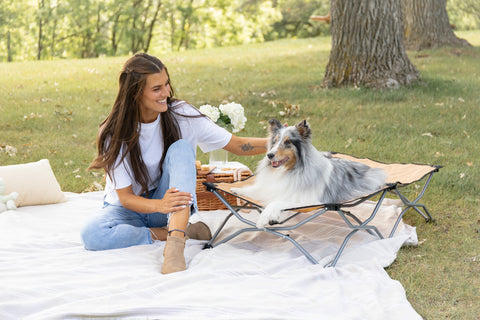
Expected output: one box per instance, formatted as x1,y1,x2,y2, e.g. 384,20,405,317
161,235,186,274
186,221,212,240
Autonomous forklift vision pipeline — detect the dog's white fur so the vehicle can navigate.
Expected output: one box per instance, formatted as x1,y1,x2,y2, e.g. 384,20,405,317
232,119,386,228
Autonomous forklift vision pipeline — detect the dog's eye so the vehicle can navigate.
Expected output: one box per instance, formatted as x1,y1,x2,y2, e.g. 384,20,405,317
284,139,291,146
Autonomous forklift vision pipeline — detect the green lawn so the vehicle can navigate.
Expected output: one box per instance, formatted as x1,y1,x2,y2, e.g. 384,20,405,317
1,31,479,319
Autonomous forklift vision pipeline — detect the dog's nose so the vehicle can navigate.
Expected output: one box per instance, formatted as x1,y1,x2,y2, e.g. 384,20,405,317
267,153,275,159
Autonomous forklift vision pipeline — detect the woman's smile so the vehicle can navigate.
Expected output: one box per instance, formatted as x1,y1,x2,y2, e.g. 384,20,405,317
140,69,171,123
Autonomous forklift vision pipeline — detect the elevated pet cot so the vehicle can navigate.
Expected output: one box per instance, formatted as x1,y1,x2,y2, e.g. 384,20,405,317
202,153,441,267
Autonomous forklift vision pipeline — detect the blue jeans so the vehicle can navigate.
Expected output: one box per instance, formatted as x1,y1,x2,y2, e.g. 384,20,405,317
81,139,197,250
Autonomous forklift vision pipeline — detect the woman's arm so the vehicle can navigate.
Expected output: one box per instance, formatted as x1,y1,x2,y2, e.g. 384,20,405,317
116,185,193,214
223,135,268,156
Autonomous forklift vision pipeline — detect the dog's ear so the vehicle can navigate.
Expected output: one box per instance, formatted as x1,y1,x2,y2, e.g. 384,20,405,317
268,119,283,133
295,120,311,139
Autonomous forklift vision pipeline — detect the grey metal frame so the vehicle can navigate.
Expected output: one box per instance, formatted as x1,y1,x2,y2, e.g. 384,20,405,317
388,170,438,238
203,182,397,267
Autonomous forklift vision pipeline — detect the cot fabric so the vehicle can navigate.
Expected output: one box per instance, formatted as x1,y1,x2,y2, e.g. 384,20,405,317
330,153,440,186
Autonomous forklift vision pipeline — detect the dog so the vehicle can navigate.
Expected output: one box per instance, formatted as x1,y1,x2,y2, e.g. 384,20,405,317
231,119,387,228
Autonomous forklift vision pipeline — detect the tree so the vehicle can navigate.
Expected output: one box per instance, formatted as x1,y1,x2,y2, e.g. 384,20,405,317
269,0,330,39
124,0,163,53
172,0,196,51
403,0,471,51
36,0,49,60
322,0,420,89
0,1,29,61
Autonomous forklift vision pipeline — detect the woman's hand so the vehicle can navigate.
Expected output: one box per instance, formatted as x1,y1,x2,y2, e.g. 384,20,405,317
116,185,193,214
157,187,193,213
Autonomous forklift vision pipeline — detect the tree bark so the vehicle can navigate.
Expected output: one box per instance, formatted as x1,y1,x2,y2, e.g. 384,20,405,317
143,0,162,53
403,0,471,51
7,31,13,62
322,0,419,89
37,0,45,60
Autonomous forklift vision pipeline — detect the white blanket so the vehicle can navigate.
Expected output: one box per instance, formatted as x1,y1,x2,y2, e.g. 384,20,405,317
0,192,422,320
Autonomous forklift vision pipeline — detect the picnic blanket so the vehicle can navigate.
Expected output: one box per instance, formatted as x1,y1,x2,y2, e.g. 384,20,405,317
0,191,422,319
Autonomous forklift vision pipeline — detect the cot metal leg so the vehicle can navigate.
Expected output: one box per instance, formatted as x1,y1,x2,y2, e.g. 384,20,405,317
204,198,257,249
343,212,377,237
400,172,435,221
326,229,361,267
265,229,319,264
326,189,389,267
210,227,262,248
389,172,436,238
203,189,259,249
204,212,234,249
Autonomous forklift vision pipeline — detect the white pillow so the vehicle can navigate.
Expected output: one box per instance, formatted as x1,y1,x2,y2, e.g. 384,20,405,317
0,159,66,207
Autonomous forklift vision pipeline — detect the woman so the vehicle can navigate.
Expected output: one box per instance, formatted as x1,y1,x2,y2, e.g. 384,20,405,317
81,53,267,274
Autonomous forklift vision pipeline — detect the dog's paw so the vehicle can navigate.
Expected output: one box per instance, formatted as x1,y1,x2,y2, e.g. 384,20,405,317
256,206,282,228
230,187,243,195
255,214,270,228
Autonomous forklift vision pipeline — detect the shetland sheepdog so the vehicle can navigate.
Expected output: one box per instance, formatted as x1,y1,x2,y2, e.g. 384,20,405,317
231,119,387,228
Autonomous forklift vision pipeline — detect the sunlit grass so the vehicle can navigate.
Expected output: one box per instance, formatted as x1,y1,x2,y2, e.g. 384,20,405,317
1,33,480,319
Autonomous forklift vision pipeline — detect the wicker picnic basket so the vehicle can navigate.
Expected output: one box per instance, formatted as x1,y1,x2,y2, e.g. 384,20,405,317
196,171,251,211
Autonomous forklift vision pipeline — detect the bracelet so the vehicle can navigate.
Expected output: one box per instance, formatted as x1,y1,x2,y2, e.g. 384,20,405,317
168,229,186,237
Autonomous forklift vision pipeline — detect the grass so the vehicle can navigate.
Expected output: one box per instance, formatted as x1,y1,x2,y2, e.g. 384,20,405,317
1,31,479,319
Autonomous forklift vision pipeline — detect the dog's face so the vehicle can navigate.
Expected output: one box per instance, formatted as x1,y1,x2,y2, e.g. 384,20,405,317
266,119,311,170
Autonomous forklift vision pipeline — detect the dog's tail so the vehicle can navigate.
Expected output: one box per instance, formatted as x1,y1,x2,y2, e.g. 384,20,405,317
367,167,387,189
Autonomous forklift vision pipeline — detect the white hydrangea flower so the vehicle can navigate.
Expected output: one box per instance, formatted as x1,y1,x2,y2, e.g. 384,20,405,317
199,102,247,133
199,104,220,123
219,102,247,133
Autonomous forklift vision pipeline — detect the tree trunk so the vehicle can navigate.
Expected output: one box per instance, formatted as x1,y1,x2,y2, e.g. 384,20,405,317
143,0,162,53
322,0,420,89
37,0,45,60
403,0,471,51
111,12,121,55
7,31,13,62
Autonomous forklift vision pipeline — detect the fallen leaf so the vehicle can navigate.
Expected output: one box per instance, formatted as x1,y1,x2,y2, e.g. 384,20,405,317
345,138,353,148
5,145,17,157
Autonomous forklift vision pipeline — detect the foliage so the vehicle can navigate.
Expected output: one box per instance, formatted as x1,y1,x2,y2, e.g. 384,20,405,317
266,0,331,40
0,0,283,61
448,0,480,30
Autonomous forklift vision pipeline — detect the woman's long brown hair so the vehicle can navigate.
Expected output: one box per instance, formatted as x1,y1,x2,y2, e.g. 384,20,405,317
89,53,182,196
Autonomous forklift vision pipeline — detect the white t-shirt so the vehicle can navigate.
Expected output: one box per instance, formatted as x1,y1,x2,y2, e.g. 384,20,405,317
104,100,232,205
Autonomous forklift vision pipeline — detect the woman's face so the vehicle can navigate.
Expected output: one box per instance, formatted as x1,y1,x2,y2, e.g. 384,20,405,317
139,69,171,123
